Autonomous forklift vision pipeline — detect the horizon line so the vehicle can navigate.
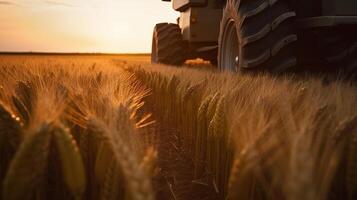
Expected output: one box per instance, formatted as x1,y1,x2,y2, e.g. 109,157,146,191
0,51,151,56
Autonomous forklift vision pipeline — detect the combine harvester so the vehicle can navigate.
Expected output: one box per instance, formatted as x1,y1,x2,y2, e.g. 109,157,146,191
152,0,357,74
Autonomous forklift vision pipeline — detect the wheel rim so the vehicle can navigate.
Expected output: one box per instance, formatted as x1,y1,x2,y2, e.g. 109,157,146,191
220,19,239,72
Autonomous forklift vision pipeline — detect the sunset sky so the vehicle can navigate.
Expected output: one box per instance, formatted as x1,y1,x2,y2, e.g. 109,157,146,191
0,0,178,53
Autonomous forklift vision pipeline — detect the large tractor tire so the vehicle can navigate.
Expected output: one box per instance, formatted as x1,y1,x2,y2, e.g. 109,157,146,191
298,28,357,78
218,0,297,73
151,23,187,66
316,30,357,77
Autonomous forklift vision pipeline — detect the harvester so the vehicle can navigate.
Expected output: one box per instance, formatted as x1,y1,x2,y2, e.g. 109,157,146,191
151,0,357,73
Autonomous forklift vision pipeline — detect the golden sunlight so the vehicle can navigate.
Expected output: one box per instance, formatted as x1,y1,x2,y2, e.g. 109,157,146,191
0,0,178,53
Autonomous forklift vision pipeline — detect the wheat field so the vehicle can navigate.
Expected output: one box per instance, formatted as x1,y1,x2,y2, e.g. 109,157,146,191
0,55,356,200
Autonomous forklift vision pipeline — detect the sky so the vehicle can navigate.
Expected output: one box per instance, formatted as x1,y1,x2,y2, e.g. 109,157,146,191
0,0,178,53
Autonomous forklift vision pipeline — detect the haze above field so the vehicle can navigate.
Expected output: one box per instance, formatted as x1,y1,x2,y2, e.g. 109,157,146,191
0,0,177,53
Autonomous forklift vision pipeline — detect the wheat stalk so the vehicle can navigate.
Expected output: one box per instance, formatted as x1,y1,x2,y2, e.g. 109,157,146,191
88,114,155,200
3,123,52,200
53,124,86,199
347,129,357,200
100,158,125,200
206,93,220,178
0,104,22,199
194,95,213,178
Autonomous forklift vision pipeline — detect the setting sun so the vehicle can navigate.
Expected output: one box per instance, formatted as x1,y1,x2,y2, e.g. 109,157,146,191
0,0,178,53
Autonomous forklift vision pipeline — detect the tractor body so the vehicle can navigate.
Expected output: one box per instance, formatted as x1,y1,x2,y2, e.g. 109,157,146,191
153,0,357,75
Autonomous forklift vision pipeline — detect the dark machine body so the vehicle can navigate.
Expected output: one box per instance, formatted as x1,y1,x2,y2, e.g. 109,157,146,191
152,0,357,74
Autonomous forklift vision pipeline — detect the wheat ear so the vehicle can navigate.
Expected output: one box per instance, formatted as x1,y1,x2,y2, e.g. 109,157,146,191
53,124,86,199
3,123,52,200
0,104,22,198
194,95,213,178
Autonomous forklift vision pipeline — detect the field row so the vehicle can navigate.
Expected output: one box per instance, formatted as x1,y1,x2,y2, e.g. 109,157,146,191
0,56,357,200
128,63,357,199
0,60,156,200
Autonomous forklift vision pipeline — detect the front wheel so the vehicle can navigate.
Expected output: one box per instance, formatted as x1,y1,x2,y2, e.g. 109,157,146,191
218,0,298,73
151,23,187,66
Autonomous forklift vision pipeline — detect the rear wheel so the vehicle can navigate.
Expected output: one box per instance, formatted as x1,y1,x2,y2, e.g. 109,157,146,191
298,28,357,78
151,23,187,66
317,29,357,77
218,0,297,73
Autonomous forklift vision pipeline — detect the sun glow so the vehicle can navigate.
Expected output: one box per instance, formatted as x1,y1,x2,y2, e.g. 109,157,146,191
0,0,178,53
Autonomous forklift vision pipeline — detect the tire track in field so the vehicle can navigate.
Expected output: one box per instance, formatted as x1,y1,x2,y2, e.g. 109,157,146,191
151,120,219,200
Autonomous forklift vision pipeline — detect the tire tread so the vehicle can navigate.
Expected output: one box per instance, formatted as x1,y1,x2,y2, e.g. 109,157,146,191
152,23,186,66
